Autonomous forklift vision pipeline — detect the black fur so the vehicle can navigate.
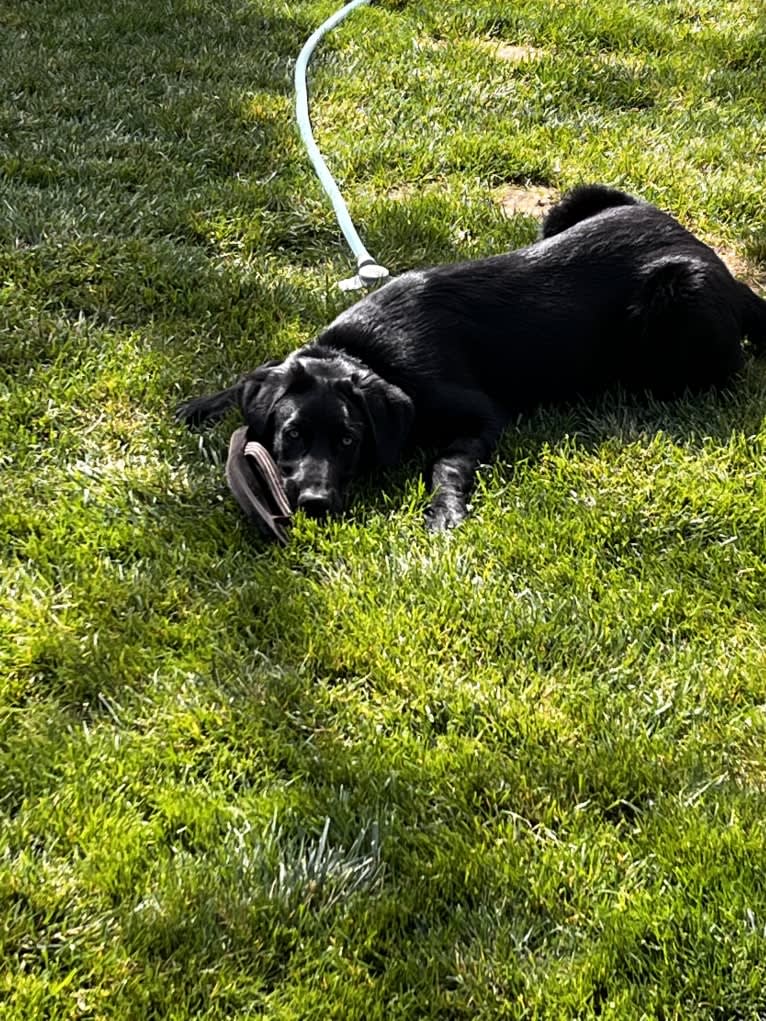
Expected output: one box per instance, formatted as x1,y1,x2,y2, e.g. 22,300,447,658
541,183,639,238
177,185,766,530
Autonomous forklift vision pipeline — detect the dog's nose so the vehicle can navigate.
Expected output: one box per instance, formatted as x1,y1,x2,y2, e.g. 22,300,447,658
297,492,333,519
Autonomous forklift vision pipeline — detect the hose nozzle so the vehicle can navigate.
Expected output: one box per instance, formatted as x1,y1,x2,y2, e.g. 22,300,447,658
338,255,390,292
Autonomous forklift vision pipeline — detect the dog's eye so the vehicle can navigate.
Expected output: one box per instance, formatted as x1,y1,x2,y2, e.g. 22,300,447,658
340,434,355,447
286,427,301,440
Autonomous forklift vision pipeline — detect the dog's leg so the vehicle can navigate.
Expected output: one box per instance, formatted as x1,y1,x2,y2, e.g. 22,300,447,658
426,423,502,532
626,257,746,397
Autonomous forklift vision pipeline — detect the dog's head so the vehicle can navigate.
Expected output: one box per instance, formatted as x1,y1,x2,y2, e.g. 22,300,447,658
240,350,414,518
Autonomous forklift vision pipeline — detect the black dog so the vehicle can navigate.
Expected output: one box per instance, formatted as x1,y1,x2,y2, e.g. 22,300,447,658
178,185,766,530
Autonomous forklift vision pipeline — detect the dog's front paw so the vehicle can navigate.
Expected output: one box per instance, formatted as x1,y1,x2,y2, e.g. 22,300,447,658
425,499,467,532
175,396,210,428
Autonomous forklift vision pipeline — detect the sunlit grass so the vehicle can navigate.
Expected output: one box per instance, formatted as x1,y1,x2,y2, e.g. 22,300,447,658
2,0,766,1017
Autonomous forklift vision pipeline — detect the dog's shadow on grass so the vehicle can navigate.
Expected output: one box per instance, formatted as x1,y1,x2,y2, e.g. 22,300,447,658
499,359,766,458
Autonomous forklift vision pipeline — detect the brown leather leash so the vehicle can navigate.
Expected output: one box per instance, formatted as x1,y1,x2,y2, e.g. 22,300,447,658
225,426,292,544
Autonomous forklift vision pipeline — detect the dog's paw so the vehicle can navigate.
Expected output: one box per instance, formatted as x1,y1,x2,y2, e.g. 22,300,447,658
175,396,211,428
425,500,467,532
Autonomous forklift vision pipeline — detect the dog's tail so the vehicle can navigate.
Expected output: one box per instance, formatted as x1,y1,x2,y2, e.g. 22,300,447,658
739,281,766,355
541,184,639,239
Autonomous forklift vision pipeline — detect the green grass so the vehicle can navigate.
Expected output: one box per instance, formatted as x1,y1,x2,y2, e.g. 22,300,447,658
3,0,766,1016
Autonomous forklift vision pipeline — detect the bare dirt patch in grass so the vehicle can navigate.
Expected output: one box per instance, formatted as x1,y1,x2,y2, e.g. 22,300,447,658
482,41,544,63
495,183,558,220
385,183,417,202
419,37,543,63
714,245,766,293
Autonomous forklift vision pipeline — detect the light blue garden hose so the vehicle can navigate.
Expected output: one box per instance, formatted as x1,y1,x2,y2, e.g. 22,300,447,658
294,0,390,290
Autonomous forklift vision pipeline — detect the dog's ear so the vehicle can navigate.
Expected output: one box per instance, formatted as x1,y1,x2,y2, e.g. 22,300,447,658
344,370,414,467
240,358,288,440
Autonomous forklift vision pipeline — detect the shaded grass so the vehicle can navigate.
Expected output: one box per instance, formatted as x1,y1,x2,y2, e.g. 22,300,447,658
2,0,766,1017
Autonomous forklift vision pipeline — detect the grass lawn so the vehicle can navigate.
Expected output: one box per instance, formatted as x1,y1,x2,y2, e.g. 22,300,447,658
3,0,766,1016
